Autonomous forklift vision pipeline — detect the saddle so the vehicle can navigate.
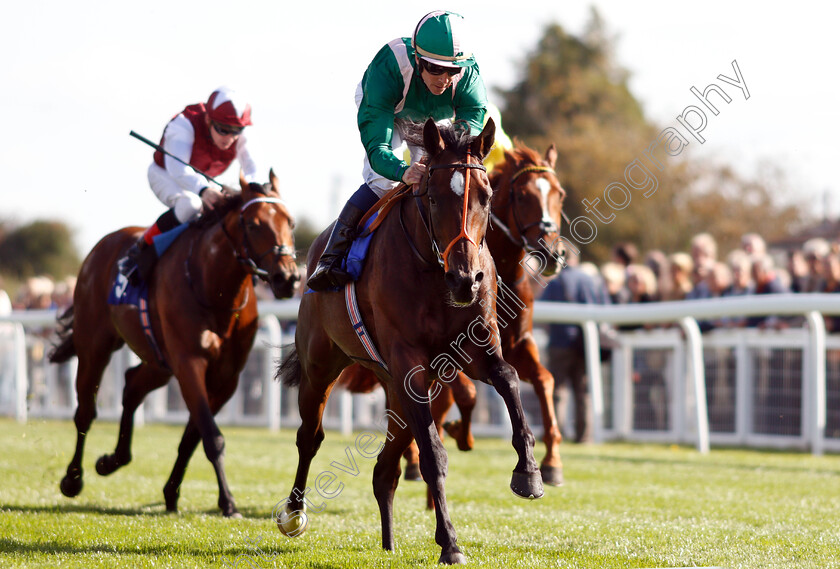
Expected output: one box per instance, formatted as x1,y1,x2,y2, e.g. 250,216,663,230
343,184,414,281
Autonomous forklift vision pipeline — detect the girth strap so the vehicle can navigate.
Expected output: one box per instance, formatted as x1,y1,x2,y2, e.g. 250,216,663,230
345,282,388,371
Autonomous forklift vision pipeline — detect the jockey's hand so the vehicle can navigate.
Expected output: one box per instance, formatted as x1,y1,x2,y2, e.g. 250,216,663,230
220,184,238,195
201,187,225,210
401,162,427,186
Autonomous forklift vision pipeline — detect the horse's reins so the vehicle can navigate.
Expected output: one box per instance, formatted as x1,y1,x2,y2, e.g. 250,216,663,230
415,149,488,271
490,165,569,257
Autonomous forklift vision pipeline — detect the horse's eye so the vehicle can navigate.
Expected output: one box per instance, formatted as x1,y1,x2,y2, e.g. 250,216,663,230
246,220,260,231
429,197,437,206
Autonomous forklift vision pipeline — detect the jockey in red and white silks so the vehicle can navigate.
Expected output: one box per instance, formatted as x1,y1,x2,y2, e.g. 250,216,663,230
149,88,259,226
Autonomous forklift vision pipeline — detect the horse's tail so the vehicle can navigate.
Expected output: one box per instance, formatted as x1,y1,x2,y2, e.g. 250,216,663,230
277,344,301,387
48,305,77,364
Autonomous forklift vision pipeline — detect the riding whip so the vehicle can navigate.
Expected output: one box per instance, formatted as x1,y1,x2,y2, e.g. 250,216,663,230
129,130,223,187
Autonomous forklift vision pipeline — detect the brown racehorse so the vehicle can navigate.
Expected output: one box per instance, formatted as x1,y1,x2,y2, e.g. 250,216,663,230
339,142,568,492
49,171,300,517
276,118,543,565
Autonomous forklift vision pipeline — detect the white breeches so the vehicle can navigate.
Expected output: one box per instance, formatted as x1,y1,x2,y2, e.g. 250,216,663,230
147,163,204,223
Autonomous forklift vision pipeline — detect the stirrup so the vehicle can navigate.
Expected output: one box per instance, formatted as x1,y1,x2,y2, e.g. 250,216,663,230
307,257,351,291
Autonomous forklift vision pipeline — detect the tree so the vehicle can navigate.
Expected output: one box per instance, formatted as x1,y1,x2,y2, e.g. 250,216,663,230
496,8,808,262
0,220,81,280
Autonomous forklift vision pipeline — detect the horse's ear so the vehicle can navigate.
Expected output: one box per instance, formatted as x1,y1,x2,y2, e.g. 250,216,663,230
269,168,280,194
239,170,248,191
545,144,558,169
423,118,445,158
471,117,495,161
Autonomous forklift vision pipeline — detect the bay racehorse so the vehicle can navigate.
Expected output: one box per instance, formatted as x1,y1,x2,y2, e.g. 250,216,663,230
49,171,299,517
276,118,543,564
339,141,568,493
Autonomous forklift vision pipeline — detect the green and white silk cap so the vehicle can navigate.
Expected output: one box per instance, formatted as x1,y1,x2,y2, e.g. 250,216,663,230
412,10,476,68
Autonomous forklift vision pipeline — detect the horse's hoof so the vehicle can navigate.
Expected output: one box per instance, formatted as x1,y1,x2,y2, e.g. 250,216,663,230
438,550,467,565
95,454,129,476
403,462,422,481
540,464,564,487
510,470,544,500
276,503,308,537
163,485,179,512
225,510,243,519
59,472,83,498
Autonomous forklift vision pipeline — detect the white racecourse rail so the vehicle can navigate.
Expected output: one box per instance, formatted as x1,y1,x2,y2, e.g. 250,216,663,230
2,293,840,456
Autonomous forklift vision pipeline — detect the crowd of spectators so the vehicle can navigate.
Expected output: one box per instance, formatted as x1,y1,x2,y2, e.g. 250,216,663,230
2,275,76,312
542,232,840,333
540,232,840,441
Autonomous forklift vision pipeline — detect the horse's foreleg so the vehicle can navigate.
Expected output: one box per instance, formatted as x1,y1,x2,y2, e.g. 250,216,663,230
373,393,414,551
486,357,544,500
162,421,201,513
176,367,240,518
96,364,170,477
395,362,465,565
512,340,564,486
60,349,112,498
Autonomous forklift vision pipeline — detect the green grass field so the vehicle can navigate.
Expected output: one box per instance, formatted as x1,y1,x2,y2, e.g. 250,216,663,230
1,418,839,568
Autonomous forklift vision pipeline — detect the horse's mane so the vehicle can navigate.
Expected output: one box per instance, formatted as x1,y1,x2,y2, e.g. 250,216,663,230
193,193,245,229
398,120,476,156
490,141,543,183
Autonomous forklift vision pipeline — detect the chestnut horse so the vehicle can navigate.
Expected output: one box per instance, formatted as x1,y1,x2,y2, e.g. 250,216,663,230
276,119,543,564
340,142,569,490
49,171,300,517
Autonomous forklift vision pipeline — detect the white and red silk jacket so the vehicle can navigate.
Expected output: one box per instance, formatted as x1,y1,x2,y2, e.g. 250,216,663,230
153,103,258,193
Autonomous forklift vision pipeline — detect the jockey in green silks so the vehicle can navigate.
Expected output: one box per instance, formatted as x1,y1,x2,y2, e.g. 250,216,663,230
307,10,490,291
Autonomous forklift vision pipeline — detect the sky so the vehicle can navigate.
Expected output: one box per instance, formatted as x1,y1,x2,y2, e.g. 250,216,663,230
2,1,838,256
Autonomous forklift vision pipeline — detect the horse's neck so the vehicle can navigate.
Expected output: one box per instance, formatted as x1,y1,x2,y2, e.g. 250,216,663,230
193,216,251,300
401,195,443,270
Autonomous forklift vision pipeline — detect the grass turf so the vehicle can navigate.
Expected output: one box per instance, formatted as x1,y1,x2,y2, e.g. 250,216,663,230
1,418,839,568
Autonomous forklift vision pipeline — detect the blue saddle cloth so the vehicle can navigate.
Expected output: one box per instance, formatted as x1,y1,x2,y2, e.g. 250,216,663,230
108,274,147,307
107,222,188,307
343,212,378,281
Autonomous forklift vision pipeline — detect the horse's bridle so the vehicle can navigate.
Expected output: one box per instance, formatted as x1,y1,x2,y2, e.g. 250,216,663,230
414,150,488,271
224,196,297,281
490,165,568,257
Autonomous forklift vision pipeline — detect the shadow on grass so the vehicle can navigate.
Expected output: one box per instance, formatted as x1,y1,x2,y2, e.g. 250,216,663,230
0,502,175,517
0,536,306,563
575,449,840,476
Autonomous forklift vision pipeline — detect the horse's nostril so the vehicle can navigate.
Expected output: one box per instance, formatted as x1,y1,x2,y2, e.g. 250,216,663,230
474,271,484,283
444,272,458,291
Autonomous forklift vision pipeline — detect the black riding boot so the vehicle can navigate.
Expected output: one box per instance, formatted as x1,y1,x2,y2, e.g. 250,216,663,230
306,202,367,291
118,240,158,286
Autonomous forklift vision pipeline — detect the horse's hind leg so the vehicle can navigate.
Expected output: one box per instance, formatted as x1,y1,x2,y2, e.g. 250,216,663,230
280,359,342,533
60,343,115,498
96,363,171,476
442,373,476,451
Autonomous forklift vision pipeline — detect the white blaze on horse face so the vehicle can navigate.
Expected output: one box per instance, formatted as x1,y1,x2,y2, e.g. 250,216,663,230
450,171,465,197
535,177,554,224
